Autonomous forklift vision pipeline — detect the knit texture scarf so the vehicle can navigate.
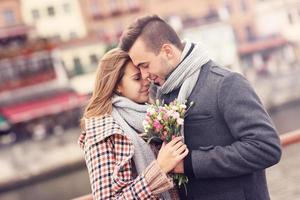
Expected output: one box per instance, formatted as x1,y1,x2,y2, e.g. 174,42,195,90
157,40,211,103
111,95,171,199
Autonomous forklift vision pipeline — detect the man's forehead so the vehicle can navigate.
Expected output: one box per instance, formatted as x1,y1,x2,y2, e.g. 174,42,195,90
129,40,149,66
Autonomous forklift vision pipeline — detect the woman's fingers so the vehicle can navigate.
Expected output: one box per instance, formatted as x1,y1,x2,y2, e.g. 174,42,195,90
178,148,189,160
175,144,187,155
171,140,185,151
167,136,182,146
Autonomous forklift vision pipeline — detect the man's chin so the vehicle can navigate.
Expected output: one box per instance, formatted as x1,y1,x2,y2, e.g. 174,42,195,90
155,78,165,86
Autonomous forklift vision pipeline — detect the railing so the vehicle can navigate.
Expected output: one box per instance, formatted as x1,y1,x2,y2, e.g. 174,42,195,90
280,129,300,147
73,130,300,200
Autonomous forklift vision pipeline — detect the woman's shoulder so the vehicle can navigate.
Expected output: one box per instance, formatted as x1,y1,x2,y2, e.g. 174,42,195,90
82,114,126,147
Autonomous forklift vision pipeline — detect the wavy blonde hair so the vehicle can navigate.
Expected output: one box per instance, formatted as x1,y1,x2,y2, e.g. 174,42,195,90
80,48,130,131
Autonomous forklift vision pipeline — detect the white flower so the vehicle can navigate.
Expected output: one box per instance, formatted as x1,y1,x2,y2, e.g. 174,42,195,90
143,120,149,127
179,104,187,109
173,112,180,119
147,107,156,115
167,110,174,117
177,118,184,125
172,105,179,111
157,114,162,121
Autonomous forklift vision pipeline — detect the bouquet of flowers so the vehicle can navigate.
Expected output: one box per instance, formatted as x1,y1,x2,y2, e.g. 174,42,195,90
142,99,194,193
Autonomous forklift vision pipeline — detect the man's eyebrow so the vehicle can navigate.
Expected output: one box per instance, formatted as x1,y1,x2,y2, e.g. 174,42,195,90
136,62,147,68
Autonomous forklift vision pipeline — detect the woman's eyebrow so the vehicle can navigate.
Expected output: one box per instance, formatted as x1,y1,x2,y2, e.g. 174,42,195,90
130,72,141,78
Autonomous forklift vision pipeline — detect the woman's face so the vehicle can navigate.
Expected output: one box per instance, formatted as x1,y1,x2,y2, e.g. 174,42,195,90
117,61,150,103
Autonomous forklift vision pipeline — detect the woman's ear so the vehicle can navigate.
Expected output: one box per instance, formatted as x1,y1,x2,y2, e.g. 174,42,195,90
115,85,122,95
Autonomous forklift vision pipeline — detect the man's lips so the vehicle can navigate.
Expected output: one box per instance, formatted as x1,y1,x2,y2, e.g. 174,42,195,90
147,77,160,85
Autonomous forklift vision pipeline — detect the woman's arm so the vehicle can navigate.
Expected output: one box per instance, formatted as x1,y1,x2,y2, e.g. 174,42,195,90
84,134,173,200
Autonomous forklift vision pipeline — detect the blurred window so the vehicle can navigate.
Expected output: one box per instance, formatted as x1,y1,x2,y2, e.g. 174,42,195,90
73,57,84,75
63,3,71,13
69,32,78,39
90,54,98,65
2,9,16,26
47,6,55,17
52,33,60,40
287,12,293,24
240,0,247,11
32,9,40,20
0,53,55,91
225,1,232,14
90,0,102,19
245,25,255,41
110,0,118,13
127,0,138,9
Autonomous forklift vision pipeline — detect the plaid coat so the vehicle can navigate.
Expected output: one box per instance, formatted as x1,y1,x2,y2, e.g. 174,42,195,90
78,115,172,199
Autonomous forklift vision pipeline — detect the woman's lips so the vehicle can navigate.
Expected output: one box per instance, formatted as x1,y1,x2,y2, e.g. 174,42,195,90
140,87,150,94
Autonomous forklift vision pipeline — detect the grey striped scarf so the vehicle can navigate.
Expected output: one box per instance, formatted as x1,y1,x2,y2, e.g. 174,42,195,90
156,40,211,103
149,41,211,140
112,95,171,200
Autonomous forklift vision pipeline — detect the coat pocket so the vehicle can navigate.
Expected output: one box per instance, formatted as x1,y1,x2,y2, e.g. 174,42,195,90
198,145,214,151
186,113,214,123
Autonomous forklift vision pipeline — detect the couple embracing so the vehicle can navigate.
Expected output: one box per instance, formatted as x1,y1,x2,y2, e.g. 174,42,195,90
78,15,281,200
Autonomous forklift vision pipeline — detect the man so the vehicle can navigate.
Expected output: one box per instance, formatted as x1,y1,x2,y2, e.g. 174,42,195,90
119,15,281,200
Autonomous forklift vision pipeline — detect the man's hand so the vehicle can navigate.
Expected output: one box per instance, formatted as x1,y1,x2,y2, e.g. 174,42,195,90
173,160,184,173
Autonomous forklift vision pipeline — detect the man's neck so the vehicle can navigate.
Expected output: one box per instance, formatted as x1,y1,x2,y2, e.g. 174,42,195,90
166,42,194,80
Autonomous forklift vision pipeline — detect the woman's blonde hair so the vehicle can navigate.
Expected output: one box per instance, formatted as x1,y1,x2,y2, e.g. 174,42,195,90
80,48,130,131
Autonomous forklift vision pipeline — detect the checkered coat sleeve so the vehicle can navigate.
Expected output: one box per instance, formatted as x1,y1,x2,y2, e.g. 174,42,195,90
78,115,162,200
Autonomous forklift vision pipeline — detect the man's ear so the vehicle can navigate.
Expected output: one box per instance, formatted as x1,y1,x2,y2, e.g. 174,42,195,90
161,44,174,59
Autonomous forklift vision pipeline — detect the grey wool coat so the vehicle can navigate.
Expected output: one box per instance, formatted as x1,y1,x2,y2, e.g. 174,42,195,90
161,61,282,200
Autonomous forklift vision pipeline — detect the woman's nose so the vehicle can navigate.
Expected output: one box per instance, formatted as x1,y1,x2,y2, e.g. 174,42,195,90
142,78,150,86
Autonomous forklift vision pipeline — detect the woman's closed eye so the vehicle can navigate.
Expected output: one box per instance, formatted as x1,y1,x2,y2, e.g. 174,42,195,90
133,74,141,80
140,63,149,69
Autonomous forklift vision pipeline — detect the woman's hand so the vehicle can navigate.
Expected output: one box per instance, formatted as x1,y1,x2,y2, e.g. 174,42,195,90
156,137,189,173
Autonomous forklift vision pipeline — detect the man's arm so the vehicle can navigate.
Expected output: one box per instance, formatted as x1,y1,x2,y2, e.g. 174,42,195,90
183,73,282,178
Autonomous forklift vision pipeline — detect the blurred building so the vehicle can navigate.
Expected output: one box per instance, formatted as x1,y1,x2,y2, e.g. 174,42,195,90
0,37,87,143
0,4,86,144
233,0,300,79
0,0,31,46
255,0,300,59
20,0,87,41
181,17,241,73
58,38,105,75
79,0,143,43
220,0,257,44
238,36,297,79
57,36,106,94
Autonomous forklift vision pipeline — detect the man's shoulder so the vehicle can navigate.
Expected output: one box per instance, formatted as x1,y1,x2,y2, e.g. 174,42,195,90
208,64,233,78
205,63,246,86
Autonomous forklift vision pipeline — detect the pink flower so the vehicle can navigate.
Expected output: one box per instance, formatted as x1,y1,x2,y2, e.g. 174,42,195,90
153,120,163,132
163,113,169,121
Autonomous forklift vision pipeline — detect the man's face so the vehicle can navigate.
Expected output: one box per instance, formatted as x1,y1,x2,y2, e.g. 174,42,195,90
129,38,172,86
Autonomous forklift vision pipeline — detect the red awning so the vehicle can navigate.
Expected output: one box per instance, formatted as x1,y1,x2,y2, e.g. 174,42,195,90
238,36,288,56
0,25,31,39
1,92,88,124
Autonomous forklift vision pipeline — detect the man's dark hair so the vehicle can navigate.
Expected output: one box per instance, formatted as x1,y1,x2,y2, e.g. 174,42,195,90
119,15,183,54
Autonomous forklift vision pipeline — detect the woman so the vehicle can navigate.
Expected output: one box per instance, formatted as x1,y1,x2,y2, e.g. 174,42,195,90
78,48,188,199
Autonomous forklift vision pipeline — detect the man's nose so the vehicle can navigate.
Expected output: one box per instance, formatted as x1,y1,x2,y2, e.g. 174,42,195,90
140,68,150,80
